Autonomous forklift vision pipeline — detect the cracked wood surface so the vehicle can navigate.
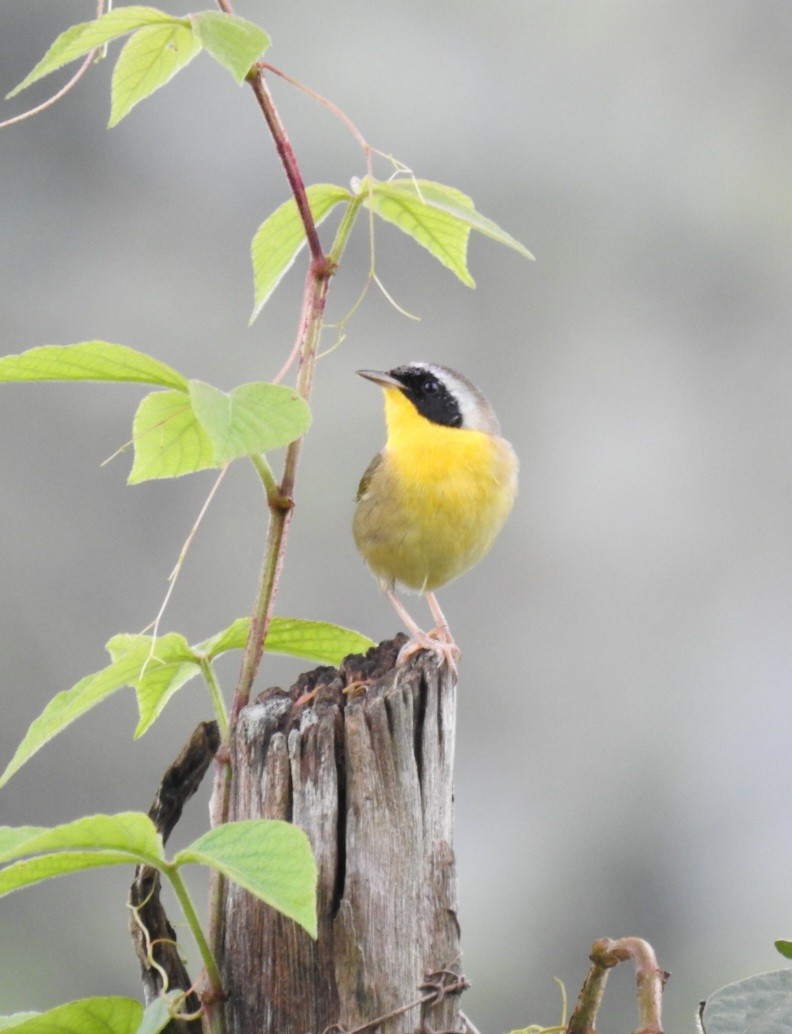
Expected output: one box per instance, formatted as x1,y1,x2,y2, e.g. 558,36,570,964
218,637,463,1034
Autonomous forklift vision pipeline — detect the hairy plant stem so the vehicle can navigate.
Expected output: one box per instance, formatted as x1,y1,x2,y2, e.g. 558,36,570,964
227,190,360,721
206,10,351,1016
229,263,330,729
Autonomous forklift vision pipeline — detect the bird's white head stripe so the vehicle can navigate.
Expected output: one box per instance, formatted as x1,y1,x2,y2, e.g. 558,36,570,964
407,362,501,435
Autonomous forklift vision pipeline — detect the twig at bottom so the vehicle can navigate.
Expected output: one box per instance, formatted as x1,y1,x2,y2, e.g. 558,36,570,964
566,936,668,1034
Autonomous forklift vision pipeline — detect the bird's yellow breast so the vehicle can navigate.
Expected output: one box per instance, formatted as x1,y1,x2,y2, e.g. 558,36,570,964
353,388,518,592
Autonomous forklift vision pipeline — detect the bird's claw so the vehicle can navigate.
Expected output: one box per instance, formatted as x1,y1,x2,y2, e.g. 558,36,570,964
396,630,460,675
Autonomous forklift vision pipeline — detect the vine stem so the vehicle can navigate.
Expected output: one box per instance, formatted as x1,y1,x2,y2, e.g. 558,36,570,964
206,4,344,1021
228,262,330,729
226,190,360,724
164,866,224,1033
214,1,327,269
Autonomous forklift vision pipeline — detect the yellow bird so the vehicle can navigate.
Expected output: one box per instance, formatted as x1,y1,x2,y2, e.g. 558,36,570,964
353,362,518,670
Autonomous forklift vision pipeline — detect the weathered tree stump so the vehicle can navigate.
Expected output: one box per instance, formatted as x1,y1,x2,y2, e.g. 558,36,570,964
218,636,464,1033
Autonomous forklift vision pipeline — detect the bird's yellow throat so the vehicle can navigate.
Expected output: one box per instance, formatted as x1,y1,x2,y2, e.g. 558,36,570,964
383,386,496,481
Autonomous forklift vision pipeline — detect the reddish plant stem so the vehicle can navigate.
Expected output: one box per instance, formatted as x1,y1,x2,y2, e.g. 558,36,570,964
213,1,332,732
214,1,325,266
228,264,330,729
247,74,328,267
206,8,336,1017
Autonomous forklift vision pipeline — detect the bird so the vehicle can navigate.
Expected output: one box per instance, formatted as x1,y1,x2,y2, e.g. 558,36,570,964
353,362,518,672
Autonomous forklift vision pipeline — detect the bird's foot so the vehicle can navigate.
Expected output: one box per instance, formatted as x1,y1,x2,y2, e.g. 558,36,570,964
396,628,460,676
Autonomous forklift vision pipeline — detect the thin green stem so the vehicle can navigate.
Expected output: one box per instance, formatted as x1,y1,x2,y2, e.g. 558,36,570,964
199,659,229,742
250,452,281,506
329,195,364,266
164,866,223,1020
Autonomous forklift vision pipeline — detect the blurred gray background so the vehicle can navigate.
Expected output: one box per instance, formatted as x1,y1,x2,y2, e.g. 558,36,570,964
2,2,792,1031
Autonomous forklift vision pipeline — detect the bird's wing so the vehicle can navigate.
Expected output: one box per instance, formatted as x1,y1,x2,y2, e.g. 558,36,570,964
356,453,382,502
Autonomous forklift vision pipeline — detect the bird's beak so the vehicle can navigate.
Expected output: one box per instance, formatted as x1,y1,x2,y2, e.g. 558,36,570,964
356,369,403,390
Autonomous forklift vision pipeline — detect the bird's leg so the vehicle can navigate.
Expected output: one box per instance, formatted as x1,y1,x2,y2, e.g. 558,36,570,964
385,588,460,675
425,592,454,644
385,587,426,638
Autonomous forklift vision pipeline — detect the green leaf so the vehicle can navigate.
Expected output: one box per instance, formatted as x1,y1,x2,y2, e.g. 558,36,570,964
776,940,792,960
188,380,312,463
196,616,251,656
0,674,110,789
0,1015,40,1031
197,616,375,665
364,178,474,286
265,618,375,664
360,177,533,287
0,634,195,788
191,11,270,83
7,7,184,98
110,23,201,127
0,828,46,859
105,633,201,737
700,969,792,1034
128,376,312,481
0,342,187,390
137,993,183,1034
0,852,149,900
129,389,215,483
0,813,162,866
0,999,142,1034
0,815,164,900
0,616,371,789
176,820,317,937
386,179,533,258
251,184,351,322
135,662,202,738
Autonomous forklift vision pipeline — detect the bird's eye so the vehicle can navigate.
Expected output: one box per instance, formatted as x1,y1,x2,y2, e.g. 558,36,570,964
422,379,439,393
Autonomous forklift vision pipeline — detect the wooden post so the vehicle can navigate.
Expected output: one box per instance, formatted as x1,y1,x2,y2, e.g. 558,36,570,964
217,637,465,1033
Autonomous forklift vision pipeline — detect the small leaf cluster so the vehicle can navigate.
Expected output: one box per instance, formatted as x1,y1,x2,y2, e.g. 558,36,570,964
0,811,316,936
0,814,316,1032
0,338,373,774
8,6,271,126
0,342,311,482
251,177,533,321
0,616,372,788
8,5,532,311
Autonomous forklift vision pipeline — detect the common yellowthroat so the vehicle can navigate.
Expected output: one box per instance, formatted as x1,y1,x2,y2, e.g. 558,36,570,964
353,362,518,670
